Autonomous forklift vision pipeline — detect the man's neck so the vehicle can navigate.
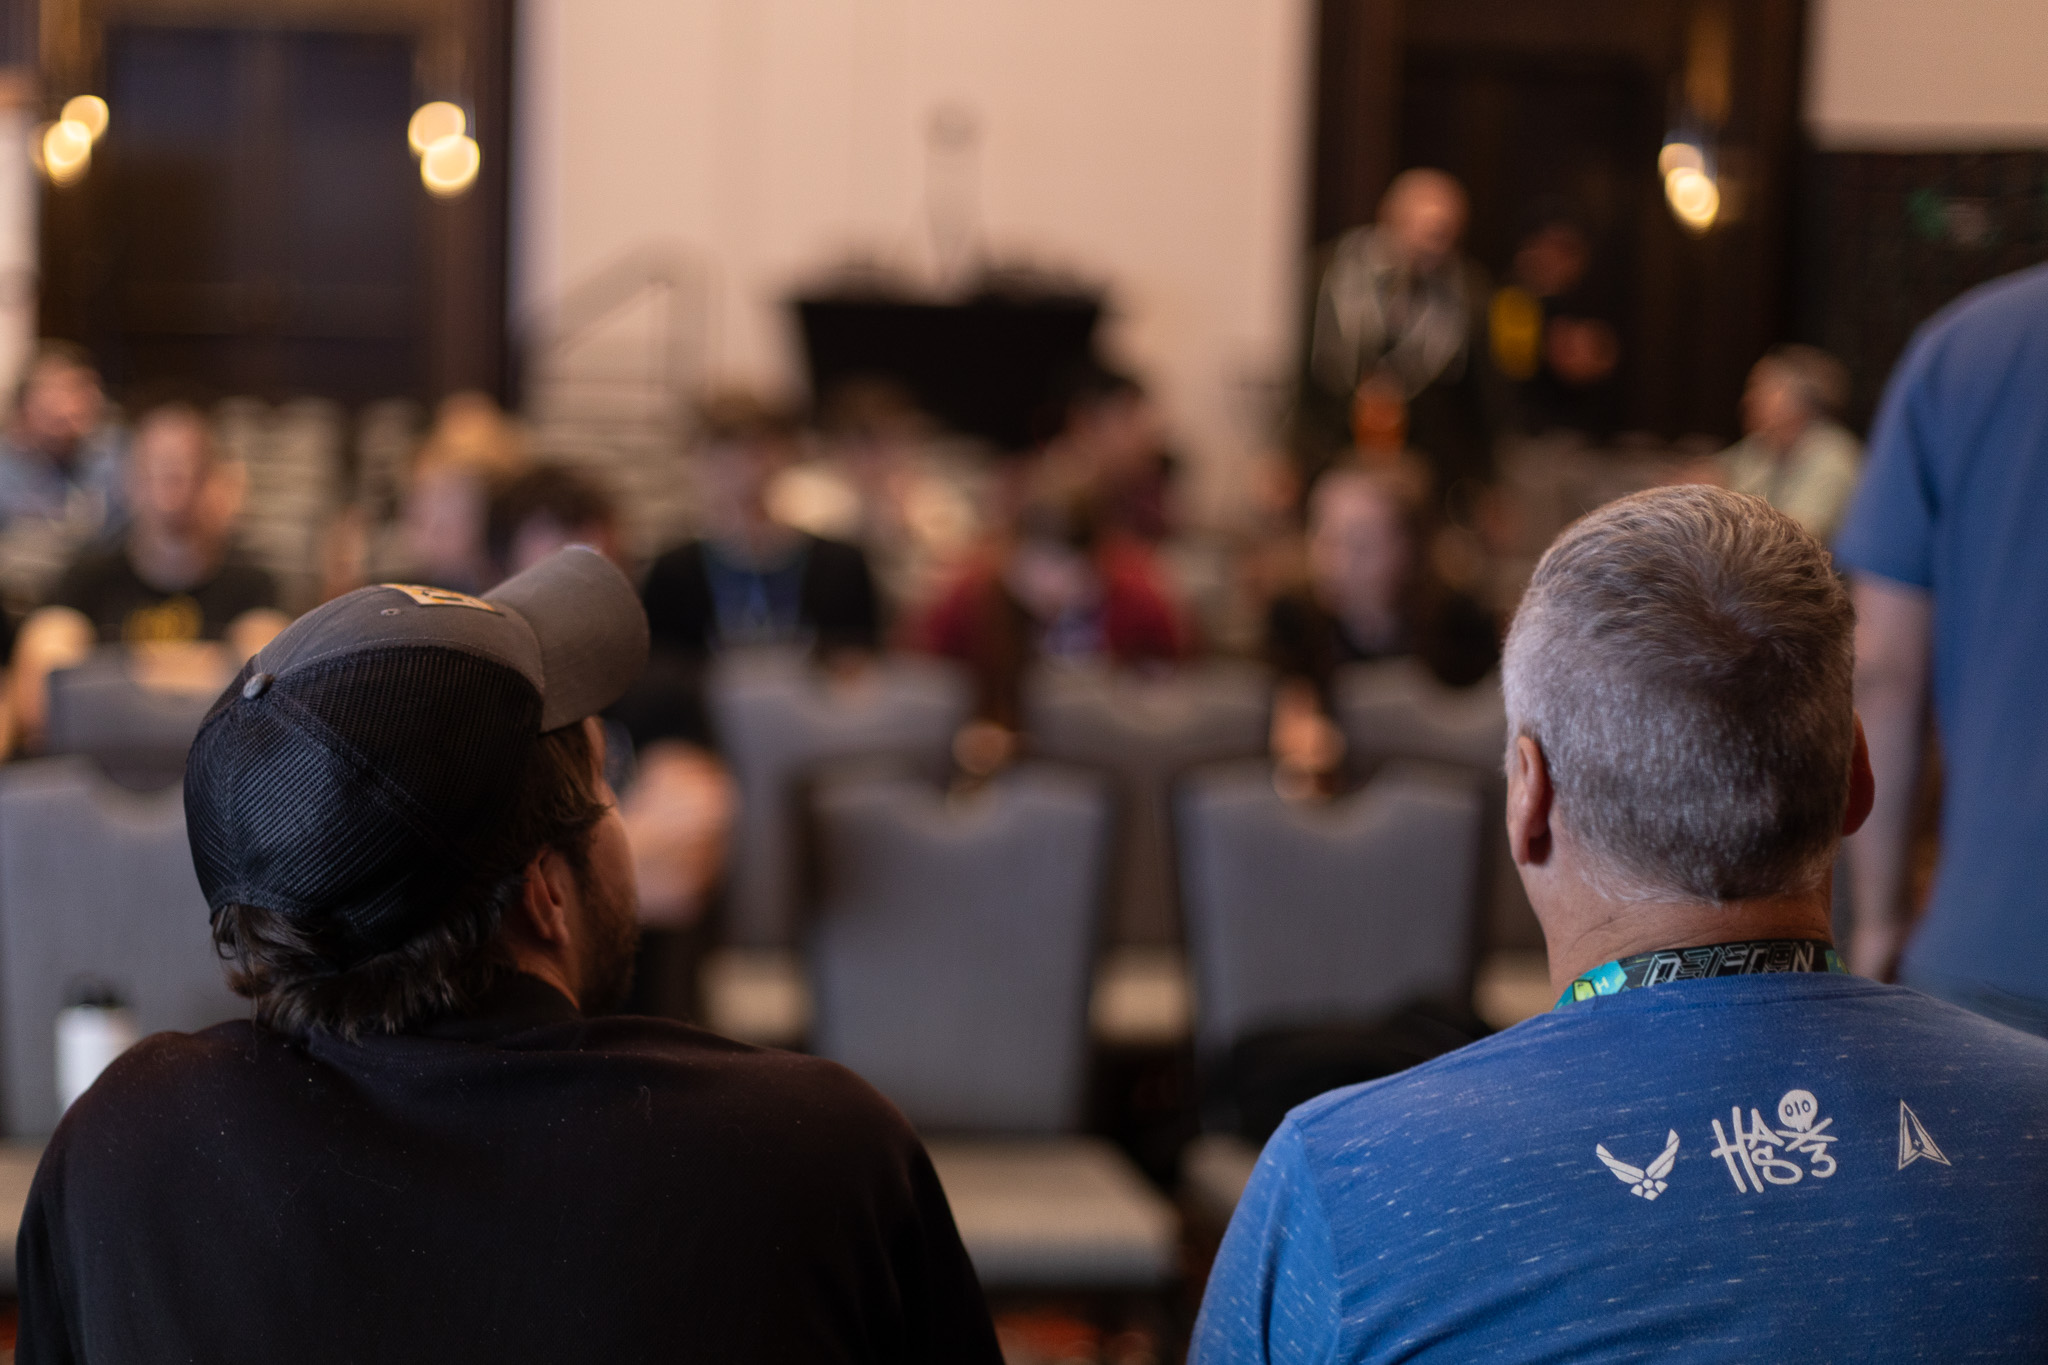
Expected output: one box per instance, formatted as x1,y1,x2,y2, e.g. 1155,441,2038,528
1543,887,1835,996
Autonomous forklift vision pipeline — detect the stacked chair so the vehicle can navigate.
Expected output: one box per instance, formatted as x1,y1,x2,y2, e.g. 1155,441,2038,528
1175,757,1485,1225
216,397,346,613
808,765,1178,1294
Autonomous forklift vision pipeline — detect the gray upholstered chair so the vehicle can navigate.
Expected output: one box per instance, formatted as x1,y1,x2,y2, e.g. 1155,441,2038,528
1331,659,1537,951
0,758,244,1138
1175,758,1484,1219
1024,662,1269,948
708,650,969,947
45,649,221,788
808,765,1177,1292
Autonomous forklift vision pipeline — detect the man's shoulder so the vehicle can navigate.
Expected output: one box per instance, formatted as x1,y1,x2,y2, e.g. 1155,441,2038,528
578,1015,914,1125
1283,977,2048,1156
1902,263,2048,392
46,1015,925,1187
1927,263,2048,343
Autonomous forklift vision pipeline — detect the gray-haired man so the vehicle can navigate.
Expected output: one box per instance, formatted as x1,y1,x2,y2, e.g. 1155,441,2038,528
1193,485,2048,1363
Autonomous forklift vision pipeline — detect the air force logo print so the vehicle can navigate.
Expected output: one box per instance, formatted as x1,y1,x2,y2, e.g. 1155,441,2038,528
1601,1089,1958,1200
1596,1130,1680,1200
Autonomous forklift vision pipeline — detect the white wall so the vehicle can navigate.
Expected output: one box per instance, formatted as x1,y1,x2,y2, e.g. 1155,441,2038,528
1808,0,2048,148
513,0,1313,520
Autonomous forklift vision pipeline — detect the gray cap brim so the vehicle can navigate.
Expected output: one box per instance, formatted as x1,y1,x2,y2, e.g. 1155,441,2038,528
484,546,650,731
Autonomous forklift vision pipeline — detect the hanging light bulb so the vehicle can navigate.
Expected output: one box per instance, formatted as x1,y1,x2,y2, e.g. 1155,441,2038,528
39,119,93,185
1658,138,1704,177
1665,166,1721,234
408,101,466,156
421,133,481,197
60,95,108,144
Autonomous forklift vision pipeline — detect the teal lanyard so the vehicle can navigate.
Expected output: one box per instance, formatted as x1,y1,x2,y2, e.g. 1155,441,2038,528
1555,939,1847,1011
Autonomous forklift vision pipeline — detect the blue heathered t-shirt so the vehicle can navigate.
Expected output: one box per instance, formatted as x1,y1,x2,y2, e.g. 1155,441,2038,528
1193,974,2048,1363
1833,264,2048,1001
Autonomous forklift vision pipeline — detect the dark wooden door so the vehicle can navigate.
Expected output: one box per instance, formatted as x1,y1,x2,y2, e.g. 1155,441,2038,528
42,24,428,402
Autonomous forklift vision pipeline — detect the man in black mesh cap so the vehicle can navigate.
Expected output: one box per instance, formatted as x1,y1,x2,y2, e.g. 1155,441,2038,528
15,547,1001,1364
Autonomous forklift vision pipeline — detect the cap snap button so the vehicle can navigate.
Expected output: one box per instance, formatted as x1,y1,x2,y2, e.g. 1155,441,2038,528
242,673,274,700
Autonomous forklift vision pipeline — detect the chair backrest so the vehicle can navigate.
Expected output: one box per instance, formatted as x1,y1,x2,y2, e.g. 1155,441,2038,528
1179,759,1483,1057
1332,658,1506,769
1332,659,1539,952
708,650,970,947
0,758,244,1137
1024,662,1269,946
809,765,1111,1134
45,650,220,788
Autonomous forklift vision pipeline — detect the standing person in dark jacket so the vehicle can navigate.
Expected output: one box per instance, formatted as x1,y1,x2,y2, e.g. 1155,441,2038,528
15,548,1001,1365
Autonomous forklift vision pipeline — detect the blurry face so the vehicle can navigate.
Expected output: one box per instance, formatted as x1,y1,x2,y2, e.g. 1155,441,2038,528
1309,478,1411,616
570,717,639,1015
128,412,218,542
1514,225,1590,299
405,464,488,578
1743,362,1810,450
1385,181,1468,275
702,435,792,527
17,360,103,456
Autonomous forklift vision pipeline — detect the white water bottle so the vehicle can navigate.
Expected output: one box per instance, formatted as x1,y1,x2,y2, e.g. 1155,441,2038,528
56,980,137,1113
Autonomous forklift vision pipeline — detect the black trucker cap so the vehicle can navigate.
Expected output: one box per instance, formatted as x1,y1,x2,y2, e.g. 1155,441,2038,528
184,547,649,964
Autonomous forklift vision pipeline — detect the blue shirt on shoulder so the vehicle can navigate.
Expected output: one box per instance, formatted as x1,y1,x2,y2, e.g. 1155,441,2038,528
1833,264,2048,1005
1194,974,2048,1363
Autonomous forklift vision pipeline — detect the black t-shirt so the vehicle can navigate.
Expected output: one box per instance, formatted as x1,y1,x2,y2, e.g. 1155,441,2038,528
49,546,279,644
641,535,880,661
1266,588,1500,702
624,535,882,751
17,975,1001,1365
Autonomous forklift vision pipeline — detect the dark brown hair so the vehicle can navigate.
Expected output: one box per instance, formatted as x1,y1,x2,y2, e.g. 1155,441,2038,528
212,722,610,1039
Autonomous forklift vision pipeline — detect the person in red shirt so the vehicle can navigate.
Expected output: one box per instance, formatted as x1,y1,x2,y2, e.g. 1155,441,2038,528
909,492,1183,731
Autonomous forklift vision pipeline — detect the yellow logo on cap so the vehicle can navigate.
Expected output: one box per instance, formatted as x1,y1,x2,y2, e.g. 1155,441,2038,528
381,584,501,612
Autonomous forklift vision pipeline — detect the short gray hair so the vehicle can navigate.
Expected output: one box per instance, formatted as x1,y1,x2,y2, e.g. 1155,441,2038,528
1502,485,1853,903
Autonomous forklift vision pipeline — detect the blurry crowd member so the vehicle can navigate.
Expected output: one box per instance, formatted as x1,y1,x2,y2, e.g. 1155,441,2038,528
1265,465,1498,777
0,342,125,620
9,403,286,747
1040,365,1180,543
776,381,983,615
379,391,528,594
1489,209,1621,437
486,464,624,580
1837,266,2048,1029
1715,345,1861,543
910,494,1183,730
641,393,880,662
486,464,733,934
1307,168,1495,489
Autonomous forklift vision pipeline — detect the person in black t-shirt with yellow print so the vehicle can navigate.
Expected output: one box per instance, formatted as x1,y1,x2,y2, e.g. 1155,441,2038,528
7,401,287,750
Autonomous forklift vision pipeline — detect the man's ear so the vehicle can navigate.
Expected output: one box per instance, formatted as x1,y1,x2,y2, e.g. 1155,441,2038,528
1844,714,1876,836
1505,734,1555,868
513,847,577,949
